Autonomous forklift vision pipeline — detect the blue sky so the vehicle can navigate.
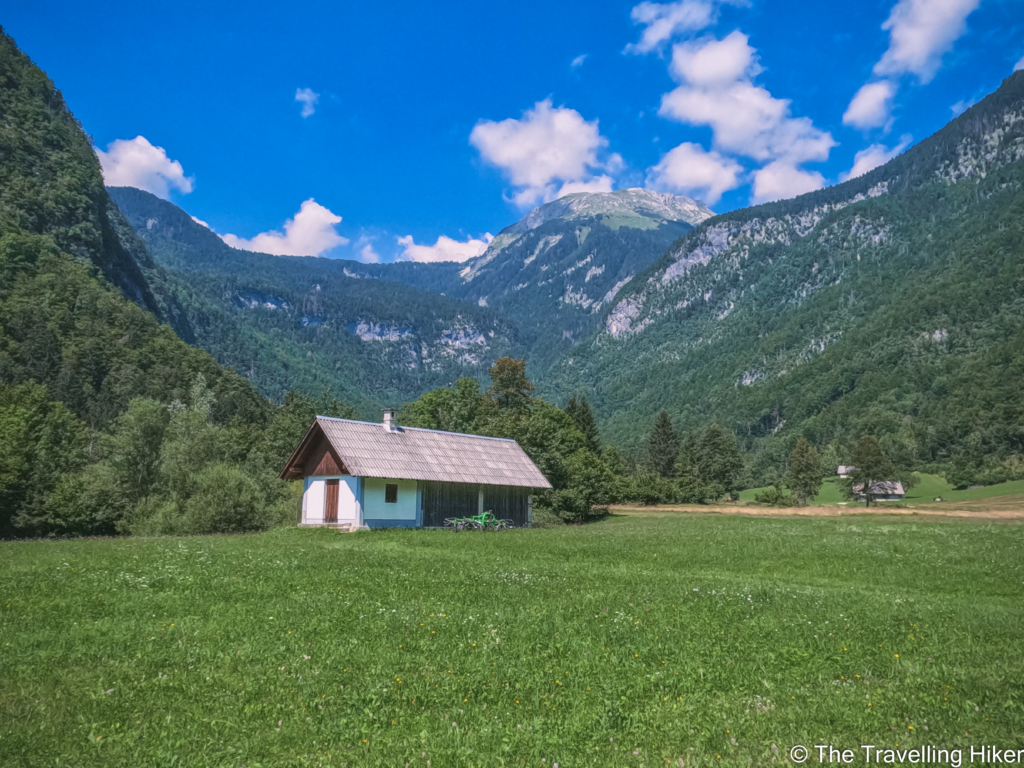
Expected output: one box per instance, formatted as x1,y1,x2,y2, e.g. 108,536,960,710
5,0,1022,262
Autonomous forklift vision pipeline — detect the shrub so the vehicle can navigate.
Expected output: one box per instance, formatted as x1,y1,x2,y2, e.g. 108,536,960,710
752,486,798,507
183,463,274,534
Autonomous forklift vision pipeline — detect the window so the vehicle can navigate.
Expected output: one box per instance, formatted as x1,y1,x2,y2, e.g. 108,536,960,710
385,483,398,504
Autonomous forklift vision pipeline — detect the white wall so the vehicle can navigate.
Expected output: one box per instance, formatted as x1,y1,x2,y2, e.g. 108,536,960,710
303,478,325,523
302,476,359,524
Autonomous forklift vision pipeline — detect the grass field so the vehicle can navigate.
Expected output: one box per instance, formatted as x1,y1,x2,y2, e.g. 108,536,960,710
2,516,1023,767
739,474,1024,505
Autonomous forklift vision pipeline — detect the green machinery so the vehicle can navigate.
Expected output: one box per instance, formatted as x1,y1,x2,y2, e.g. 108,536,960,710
443,511,514,531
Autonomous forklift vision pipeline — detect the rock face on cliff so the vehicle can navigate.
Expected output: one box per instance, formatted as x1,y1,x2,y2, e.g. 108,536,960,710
447,189,713,369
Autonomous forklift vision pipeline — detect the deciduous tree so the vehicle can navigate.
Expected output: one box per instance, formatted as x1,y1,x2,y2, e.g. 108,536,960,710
486,357,534,413
846,436,894,507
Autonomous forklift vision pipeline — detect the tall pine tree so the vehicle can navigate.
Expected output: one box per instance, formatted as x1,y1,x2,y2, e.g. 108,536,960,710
564,395,600,454
645,410,680,477
786,438,824,505
675,430,701,501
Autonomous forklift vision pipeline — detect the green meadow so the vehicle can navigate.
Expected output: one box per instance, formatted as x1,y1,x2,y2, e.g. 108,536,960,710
2,516,1023,767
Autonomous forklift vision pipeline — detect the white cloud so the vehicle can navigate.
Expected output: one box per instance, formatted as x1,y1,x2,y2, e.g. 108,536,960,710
221,199,348,256
873,0,981,83
659,33,834,167
843,80,897,129
1015,55,1024,71
191,215,211,229
840,135,912,181
95,136,194,199
296,88,320,118
396,233,493,263
555,176,615,198
359,243,381,263
625,0,743,54
470,99,614,207
751,161,825,204
950,97,976,116
646,141,742,204
352,234,382,263
842,0,979,142
669,29,759,87
571,54,588,68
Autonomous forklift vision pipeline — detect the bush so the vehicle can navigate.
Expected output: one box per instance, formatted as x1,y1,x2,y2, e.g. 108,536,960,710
183,463,274,534
540,450,613,524
751,486,798,507
45,463,129,537
125,499,188,537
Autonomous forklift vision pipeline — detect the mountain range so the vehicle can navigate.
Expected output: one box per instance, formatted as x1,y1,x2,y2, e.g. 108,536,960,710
545,72,1024,475
6,14,1024,486
111,70,1024,480
108,186,712,410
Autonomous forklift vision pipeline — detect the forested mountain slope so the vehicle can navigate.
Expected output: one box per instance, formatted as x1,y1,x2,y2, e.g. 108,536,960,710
0,28,277,535
0,29,194,343
543,71,1024,480
111,186,712,401
109,187,522,413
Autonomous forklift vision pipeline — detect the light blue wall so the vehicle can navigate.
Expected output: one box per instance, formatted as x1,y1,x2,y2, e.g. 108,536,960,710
362,477,418,521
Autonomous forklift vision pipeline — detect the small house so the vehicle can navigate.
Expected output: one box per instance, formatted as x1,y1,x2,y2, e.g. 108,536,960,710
852,480,905,501
837,465,856,478
279,410,552,529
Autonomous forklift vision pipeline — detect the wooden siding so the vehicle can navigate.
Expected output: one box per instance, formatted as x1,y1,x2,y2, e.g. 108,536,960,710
421,482,530,527
303,433,347,477
484,485,530,527
421,482,479,527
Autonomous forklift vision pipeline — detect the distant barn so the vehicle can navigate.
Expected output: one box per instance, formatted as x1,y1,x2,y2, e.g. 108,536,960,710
279,410,552,529
852,480,905,501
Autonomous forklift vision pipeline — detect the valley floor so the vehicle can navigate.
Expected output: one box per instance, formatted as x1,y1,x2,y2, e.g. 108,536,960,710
2,517,1022,767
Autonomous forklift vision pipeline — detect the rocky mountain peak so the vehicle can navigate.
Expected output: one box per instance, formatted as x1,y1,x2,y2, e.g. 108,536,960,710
508,188,715,234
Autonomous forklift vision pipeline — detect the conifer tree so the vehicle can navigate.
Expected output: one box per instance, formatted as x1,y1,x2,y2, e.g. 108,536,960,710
675,430,702,501
786,438,824,505
697,422,744,499
565,395,600,454
645,410,680,477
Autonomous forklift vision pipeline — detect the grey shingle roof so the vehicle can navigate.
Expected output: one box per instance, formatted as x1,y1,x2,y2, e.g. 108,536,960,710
853,481,905,496
314,417,552,488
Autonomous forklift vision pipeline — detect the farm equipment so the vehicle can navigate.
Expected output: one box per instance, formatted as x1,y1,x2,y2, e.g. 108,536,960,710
443,511,514,531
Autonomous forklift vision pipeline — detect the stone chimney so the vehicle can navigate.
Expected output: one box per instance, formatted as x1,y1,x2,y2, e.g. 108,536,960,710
382,408,397,432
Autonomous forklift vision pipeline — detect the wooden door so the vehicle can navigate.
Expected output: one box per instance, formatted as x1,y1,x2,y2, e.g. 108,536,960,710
324,479,339,523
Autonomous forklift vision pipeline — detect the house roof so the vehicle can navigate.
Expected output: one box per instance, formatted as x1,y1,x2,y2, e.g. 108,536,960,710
280,416,553,488
853,480,905,496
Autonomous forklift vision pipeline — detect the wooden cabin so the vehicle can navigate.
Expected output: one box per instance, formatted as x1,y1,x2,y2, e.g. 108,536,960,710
279,410,552,529
852,480,905,501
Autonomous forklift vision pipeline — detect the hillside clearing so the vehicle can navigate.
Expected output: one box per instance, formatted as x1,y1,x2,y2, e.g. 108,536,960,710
2,517,1023,767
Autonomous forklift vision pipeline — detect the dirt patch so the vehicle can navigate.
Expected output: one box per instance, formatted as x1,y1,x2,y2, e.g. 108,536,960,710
609,500,1024,523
